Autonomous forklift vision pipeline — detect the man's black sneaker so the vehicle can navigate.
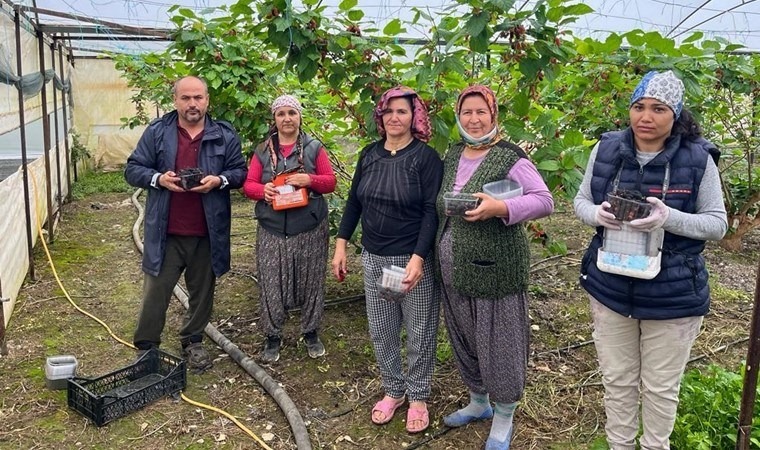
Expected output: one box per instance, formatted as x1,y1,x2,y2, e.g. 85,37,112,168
182,342,213,373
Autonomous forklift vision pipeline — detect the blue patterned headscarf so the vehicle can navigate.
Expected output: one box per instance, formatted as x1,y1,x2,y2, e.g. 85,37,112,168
630,70,684,119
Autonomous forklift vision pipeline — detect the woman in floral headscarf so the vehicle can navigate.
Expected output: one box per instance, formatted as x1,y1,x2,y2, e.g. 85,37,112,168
243,94,336,364
436,85,553,450
332,86,443,434
574,70,726,448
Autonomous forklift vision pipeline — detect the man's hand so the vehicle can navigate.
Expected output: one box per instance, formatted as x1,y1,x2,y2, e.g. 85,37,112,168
189,175,223,194
158,171,184,192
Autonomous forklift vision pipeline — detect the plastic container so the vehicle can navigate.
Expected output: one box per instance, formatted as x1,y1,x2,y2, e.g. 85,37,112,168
67,348,186,426
597,224,664,279
376,265,406,303
45,355,78,390
178,167,204,190
606,190,651,222
483,179,523,200
443,192,480,216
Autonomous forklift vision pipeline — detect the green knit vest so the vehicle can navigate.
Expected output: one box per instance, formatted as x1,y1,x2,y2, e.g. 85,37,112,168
435,141,530,298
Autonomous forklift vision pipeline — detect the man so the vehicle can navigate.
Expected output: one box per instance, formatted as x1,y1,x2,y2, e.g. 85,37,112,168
125,76,247,372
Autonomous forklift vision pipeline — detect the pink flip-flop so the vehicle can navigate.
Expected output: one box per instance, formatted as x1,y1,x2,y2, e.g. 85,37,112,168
406,403,429,433
371,396,405,425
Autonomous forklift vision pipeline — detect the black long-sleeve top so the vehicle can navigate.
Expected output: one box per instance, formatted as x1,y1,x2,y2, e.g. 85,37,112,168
337,138,443,258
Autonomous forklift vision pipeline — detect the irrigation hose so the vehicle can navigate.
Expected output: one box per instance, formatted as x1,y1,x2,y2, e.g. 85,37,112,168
29,176,274,450
130,189,312,450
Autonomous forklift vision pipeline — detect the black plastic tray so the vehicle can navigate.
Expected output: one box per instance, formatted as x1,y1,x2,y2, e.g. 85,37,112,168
67,348,186,426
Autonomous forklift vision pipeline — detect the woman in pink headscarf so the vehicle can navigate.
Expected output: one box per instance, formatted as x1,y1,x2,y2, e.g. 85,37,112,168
435,85,554,449
332,86,443,434
243,94,337,364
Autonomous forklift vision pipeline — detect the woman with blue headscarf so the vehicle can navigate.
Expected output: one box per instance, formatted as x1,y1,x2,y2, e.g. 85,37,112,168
574,70,727,448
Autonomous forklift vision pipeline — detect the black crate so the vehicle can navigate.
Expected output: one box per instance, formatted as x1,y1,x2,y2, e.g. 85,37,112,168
67,348,186,426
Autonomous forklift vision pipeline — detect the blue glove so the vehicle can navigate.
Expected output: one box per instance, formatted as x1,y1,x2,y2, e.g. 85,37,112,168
595,202,622,229
628,197,669,232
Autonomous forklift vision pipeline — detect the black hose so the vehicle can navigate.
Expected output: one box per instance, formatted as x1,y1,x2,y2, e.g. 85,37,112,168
130,189,312,450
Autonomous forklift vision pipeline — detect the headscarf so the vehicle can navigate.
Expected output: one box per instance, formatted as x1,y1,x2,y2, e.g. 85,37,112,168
373,86,432,143
271,94,302,114
264,94,304,171
455,85,501,149
629,70,684,119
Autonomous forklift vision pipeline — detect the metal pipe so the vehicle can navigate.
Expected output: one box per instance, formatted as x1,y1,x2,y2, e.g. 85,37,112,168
38,26,55,242
14,5,35,280
57,38,72,193
0,276,8,355
50,40,62,212
736,260,760,449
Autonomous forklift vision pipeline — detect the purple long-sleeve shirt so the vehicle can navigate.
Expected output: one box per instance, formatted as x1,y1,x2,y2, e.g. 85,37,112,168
453,154,554,225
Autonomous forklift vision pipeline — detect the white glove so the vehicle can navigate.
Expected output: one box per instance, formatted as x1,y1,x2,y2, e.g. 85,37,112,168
595,201,622,229
628,197,669,232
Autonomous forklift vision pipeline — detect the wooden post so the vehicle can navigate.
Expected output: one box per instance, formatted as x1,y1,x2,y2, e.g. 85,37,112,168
737,260,760,449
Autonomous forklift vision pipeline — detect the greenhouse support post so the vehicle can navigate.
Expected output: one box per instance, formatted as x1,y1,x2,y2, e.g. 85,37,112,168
57,41,72,195
50,40,62,213
38,27,55,242
737,260,760,450
14,5,35,280
0,276,8,355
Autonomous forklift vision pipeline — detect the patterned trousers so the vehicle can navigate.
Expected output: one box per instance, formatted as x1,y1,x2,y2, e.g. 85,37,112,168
361,250,440,402
256,220,329,337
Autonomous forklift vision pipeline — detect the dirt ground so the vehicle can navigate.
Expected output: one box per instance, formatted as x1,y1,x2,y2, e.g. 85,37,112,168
0,182,757,450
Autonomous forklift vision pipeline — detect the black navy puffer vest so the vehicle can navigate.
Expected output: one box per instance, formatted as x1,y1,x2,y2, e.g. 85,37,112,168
580,128,719,319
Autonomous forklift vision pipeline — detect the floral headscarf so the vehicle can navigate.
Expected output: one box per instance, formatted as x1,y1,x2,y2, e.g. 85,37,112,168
373,86,432,142
630,70,684,119
455,85,501,149
271,94,302,114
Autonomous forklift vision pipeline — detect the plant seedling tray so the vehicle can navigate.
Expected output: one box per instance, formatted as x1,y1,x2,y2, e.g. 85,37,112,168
67,348,186,426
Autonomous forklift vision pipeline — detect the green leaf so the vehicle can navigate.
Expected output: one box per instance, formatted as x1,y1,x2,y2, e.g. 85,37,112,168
624,30,646,47
465,11,490,37
383,18,403,36
600,33,622,54
564,4,594,17
563,130,584,146
512,91,530,116
470,32,490,53
338,0,358,11
177,8,195,19
537,160,560,171
546,7,563,23
348,10,364,21
682,31,703,43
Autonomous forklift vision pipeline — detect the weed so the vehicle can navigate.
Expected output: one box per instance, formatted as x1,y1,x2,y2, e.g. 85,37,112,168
673,364,760,449
71,170,133,200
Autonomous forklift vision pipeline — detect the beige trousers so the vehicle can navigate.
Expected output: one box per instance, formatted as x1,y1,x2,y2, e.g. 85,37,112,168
590,297,702,450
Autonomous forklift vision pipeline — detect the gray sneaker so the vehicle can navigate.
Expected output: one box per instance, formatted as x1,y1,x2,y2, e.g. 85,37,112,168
304,331,325,358
261,336,281,363
182,343,213,373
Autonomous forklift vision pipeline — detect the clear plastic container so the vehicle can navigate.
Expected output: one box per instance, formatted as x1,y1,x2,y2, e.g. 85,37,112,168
443,192,480,216
376,265,406,303
483,179,523,200
606,191,651,222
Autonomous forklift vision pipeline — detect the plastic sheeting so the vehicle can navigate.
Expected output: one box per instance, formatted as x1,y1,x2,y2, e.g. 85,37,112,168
70,58,148,168
0,4,65,135
0,143,69,327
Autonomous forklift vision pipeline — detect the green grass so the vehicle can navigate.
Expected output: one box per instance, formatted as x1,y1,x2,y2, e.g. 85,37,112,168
71,170,133,199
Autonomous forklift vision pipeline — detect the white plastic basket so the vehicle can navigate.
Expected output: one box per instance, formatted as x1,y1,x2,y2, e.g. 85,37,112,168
597,225,664,279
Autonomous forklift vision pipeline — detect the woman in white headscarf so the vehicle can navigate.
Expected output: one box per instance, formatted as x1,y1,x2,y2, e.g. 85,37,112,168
574,70,727,449
243,95,337,363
